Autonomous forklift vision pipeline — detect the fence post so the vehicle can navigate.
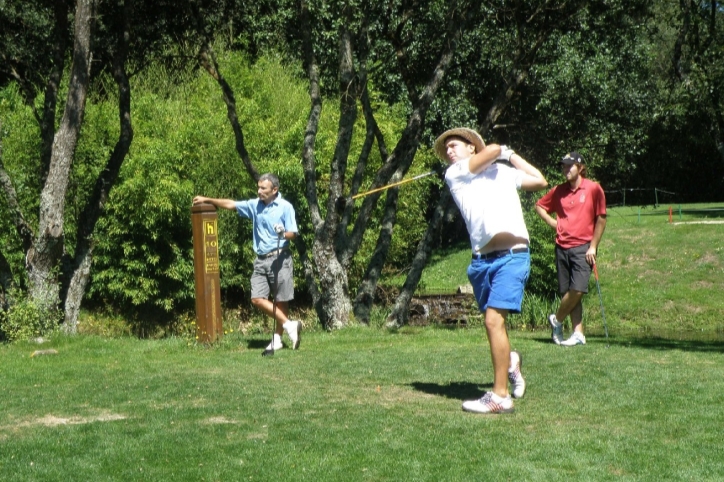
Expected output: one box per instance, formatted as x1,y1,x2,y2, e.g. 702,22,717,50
191,203,223,343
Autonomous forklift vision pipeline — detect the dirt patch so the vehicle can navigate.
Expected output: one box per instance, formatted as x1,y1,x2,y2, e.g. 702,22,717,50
203,416,238,424
1,412,127,431
696,252,721,266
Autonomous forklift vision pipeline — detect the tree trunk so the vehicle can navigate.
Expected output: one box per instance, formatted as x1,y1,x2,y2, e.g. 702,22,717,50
312,240,352,330
345,13,465,325
62,253,92,332
0,250,12,311
39,0,71,187
28,0,95,317
62,0,132,332
198,42,260,183
352,187,399,323
708,89,724,165
387,188,455,328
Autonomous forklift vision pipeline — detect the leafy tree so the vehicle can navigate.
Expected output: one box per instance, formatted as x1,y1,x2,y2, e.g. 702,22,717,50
386,0,653,324
190,0,474,329
0,0,197,334
0,0,98,334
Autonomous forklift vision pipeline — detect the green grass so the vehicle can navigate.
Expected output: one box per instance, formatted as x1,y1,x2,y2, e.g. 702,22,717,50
411,203,724,334
1,203,723,480
2,329,723,481
592,204,724,333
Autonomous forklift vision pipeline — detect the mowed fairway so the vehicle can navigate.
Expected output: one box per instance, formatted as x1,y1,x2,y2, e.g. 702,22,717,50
2,204,723,481
1,327,723,481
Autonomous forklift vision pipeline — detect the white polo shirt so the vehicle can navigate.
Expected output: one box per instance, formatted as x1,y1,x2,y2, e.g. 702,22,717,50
445,158,529,253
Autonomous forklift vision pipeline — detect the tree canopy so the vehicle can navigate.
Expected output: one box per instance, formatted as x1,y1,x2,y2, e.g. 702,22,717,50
1,0,723,338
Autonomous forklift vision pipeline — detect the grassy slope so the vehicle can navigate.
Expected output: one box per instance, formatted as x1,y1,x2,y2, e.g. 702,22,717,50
415,203,724,334
598,204,724,333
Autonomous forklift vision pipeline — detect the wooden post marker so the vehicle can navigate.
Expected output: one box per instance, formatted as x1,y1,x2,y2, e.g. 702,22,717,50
191,203,223,343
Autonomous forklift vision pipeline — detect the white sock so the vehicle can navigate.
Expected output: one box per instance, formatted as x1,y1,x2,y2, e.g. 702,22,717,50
273,333,282,344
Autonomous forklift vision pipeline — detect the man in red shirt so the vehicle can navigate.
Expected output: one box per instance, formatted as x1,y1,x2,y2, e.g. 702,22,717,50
535,152,607,346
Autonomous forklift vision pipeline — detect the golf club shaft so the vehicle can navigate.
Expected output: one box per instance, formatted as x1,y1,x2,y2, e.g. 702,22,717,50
269,235,282,354
351,170,436,200
593,263,609,340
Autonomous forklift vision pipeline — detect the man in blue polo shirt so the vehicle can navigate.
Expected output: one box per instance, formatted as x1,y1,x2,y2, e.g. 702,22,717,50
193,173,301,355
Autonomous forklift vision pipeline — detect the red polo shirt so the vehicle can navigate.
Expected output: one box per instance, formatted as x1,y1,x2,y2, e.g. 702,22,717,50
536,178,606,249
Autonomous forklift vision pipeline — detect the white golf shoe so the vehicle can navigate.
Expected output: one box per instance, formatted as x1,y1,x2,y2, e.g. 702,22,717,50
285,320,301,350
264,340,283,351
508,350,526,399
548,314,563,345
561,332,586,346
462,392,514,414
262,334,283,356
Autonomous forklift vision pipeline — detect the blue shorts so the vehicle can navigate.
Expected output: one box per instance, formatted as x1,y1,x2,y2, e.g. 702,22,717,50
467,252,530,313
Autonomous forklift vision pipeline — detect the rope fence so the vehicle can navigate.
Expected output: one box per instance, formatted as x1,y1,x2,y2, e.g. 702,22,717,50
604,187,677,208
605,188,724,224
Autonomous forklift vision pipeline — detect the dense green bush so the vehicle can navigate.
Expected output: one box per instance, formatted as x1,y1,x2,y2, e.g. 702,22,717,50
84,51,434,328
1,49,519,333
522,192,558,298
0,289,60,341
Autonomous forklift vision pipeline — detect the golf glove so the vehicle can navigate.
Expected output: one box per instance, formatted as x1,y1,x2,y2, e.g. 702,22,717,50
273,224,285,236
498,145,514,162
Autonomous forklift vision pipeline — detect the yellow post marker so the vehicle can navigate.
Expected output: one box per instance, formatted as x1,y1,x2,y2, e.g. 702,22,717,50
191,203,223,343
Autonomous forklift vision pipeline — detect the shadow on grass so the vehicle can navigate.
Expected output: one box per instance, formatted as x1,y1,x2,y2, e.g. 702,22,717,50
246,339,273,349
409,381,491,401
604,336,724,353
531,334,724,352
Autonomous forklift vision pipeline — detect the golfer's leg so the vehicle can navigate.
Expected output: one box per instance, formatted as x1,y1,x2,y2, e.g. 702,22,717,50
485,307,511,398
569,300,584,334
251,298,289,334
556,290,584,323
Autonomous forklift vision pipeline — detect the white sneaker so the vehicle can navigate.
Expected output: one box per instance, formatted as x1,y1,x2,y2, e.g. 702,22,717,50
508,351,526,399
264,340,283,351
548,314,563,345
284,320,301,350
462,392,514,414
560,332,586,346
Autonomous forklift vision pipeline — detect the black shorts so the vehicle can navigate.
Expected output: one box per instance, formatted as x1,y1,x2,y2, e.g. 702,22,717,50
555,243,592,294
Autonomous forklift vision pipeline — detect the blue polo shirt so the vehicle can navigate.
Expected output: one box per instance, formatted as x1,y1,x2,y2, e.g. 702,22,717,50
235,194,298,255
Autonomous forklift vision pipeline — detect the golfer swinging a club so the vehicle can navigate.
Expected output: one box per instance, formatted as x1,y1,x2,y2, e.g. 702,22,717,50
193,173,301,356
434,128,547,414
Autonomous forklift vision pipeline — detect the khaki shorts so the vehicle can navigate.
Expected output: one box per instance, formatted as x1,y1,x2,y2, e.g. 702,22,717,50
251,250,294,302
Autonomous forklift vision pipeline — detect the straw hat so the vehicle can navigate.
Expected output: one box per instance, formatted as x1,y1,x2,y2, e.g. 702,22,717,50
433,128,485,160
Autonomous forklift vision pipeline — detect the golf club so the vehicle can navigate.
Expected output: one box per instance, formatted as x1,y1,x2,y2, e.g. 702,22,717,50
351,169,438,200
262,229,283,357
592,262,609,346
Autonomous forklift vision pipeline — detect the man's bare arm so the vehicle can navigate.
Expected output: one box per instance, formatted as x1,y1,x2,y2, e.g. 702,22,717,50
192,196,236,210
